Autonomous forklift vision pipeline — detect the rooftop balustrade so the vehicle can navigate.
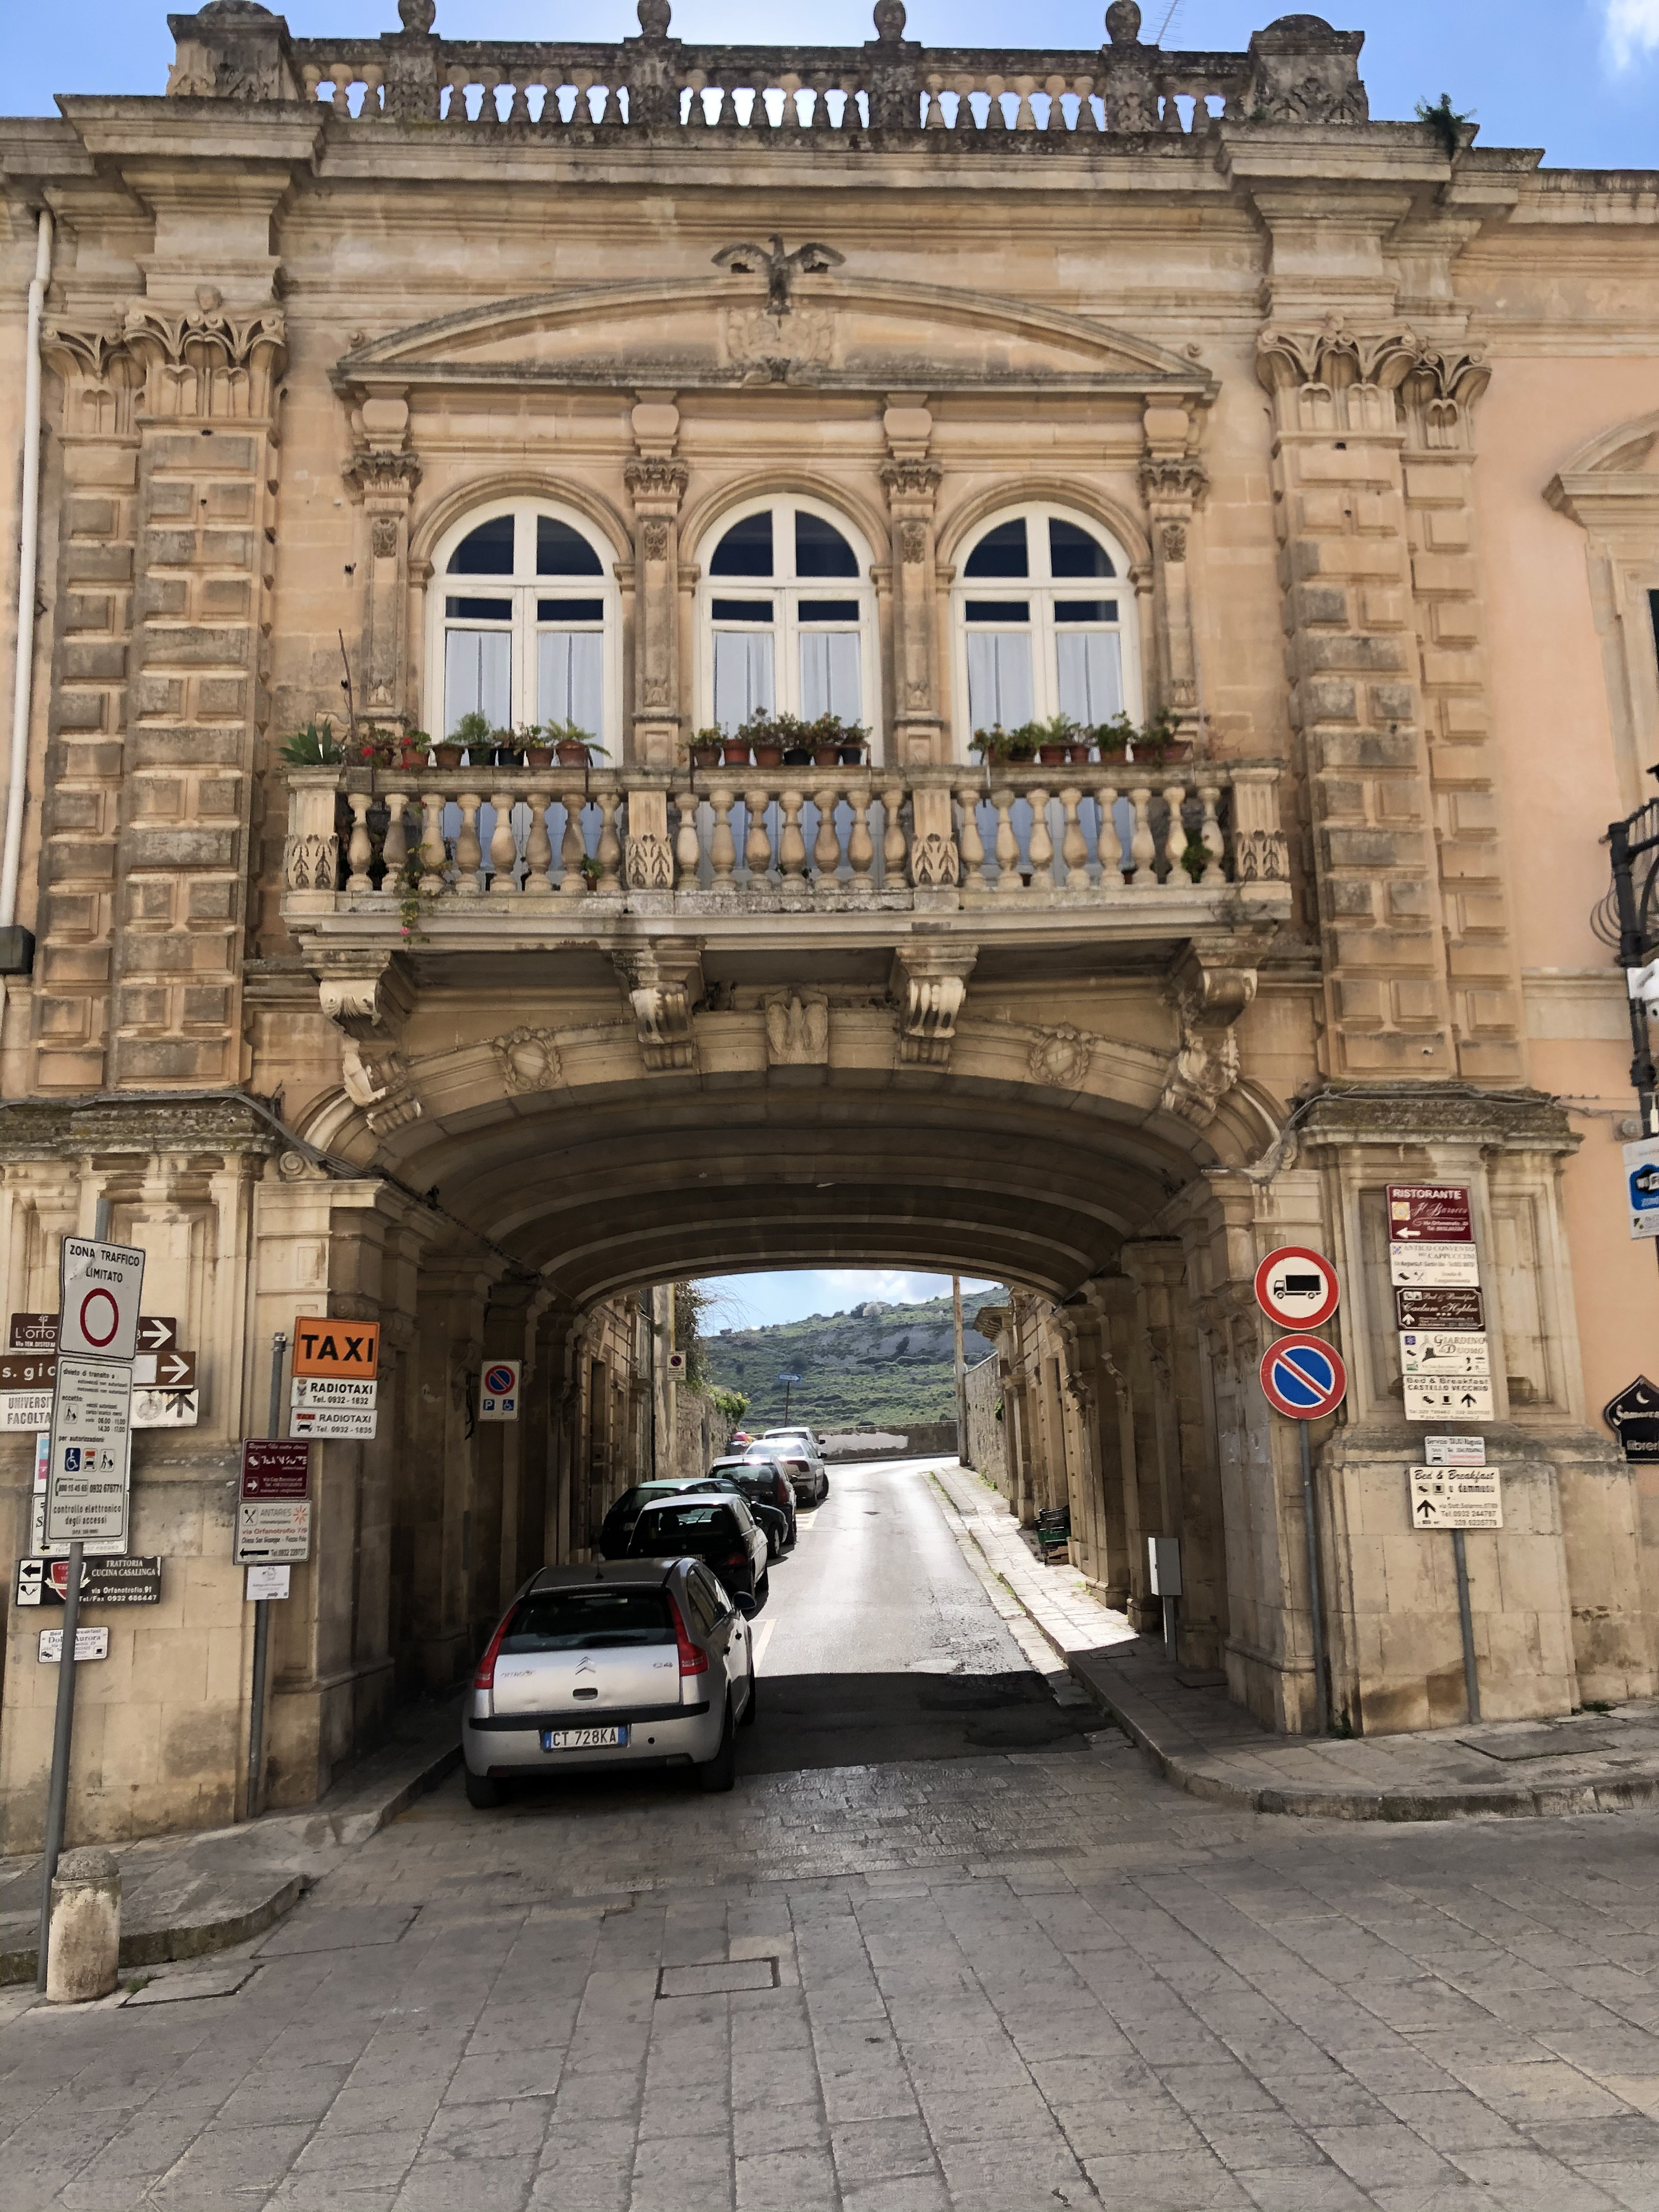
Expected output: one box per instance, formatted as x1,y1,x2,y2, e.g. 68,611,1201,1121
166,1,1369,139
281,758,1291,950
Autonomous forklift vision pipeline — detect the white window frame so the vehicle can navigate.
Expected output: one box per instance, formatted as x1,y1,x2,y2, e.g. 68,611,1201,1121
424,498,623,752
693,495,882,756
949,502,1141,763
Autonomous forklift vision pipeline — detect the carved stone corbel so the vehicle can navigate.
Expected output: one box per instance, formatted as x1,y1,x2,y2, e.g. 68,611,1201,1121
613,945,704,1073
317,953,422,1132
1158,948,1258,1127
889,946,977,1068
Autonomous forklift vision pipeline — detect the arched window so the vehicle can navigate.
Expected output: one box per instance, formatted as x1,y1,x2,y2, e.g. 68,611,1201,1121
696,497,879,744
951,504,1139,753
427,500,620,747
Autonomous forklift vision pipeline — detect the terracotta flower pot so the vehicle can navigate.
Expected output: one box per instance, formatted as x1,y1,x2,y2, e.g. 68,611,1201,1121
434,744,462,769
524,745,552,769
692,744,721,769
556,742,591,768
754,744,784,769
813,745,841,768
1037,744,1068,765
722,740,752,767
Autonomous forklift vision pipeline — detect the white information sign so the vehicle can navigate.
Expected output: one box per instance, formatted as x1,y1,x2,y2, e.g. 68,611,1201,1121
1624,1136,1659,1240
39,1626,111,1663
131,1386,199,1430
1426,1434,1487,1466
234,1499,312,1566
478,1361,520,1423
2,1390,55,1433
29,1432,120,1556
291,1377,377,1411
1405,1374,1495,1422
1389,1244,1482,1290
45,1355,133,1550
1410,1465,1503,1530
57,1237,145,1363
1399,1331,1492,1377
245,1564,292,1601
290,1405,377,1441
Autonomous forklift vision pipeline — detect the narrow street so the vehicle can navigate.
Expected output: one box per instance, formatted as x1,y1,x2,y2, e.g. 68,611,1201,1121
6,1459,1659,2212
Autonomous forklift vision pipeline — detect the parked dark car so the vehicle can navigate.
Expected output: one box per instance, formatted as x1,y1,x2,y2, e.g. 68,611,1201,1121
707,1454,796,1556
598,1477,732,1558
744,1436,828,1507
625,1491,771,1609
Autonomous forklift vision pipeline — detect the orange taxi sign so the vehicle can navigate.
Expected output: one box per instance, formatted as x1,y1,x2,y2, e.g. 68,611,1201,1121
291,1317,380,1380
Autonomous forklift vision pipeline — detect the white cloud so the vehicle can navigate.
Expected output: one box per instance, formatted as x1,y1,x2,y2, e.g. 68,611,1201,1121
1606,0,1659,67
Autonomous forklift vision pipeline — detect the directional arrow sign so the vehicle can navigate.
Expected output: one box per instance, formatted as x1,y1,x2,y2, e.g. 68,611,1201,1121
136,1316,178,1352
133,1349,195,1389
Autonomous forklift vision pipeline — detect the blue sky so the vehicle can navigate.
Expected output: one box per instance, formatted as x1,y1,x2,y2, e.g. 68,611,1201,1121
8,0,1659,166
702,1271,1002,1331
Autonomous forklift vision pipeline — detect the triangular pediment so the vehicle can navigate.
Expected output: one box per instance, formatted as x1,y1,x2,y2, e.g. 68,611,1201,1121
335,276,1212,401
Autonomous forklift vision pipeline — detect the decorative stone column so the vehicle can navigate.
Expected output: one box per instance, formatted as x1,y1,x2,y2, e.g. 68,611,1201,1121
1140,399,1207,725
345,394,421,722
624,401,687,769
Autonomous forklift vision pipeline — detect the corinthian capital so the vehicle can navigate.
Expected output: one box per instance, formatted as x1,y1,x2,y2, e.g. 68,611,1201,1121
624,457,689,509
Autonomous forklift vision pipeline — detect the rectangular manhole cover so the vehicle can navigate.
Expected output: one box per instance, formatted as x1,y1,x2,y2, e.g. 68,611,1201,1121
1460,1729,1615,1762
123,1961,261,2005
656,1958,778,1998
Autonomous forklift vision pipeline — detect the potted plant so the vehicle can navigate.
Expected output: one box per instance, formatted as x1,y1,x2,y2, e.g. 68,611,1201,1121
836,722,870,767
1002,721,1041,765
690,727,723,769
970,726,1009,764
440,709,489,769
579,854,603,891
1035,713,1076,766
806,712,847,769
545,718,603,769
740,711,797,770
1134,706,1191,768
524,723,553,770
1091,711,1136,763
488,724,520,768
399,728,433,771
279,718,346,768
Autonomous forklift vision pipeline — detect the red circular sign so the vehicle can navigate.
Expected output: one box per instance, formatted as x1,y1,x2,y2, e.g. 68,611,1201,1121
1259,1334,1347,1421
1253,1246,1340,1330
79,1287,120,1348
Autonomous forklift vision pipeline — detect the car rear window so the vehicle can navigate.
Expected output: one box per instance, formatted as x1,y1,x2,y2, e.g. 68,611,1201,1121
501,1589,671,1651
632,1503,735,1548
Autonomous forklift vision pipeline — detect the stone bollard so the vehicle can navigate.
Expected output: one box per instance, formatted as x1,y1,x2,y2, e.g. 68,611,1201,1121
46,1846,121,2004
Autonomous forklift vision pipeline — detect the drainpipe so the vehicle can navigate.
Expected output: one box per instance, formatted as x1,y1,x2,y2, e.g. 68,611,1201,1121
2,206,53,963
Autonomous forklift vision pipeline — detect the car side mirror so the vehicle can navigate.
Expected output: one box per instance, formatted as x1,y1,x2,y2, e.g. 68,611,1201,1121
733,1592,757,1619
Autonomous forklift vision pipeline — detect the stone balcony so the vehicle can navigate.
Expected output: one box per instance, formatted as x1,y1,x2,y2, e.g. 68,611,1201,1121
280,758,1292,959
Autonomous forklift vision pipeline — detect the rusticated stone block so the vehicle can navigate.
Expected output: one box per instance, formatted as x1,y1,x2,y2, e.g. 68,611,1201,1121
1301,634,1409,674
1328,879,1377,916
38,996,91,1039
129,674,185,718
1391,978,1441,1022
135,576,189,619
1322,827,1422,869
64,544,134,584
206,482,254,520
54,693,109,732
40,945,110,984
48,841,114,882
1456,894,1510,933
45,891,100,938
201,577,251,617
1336,978,1387,1025
187,880,236,921
144,528,199,566
36,1046,106,1088
201,529,256,567
62,593,113,633
119,933,197,977
1298,446,1395,484
133,779,185,818
1290,583,1348,625
123,879,175,924
1370,683,1415,722
140,626,251,670
184,984,232,1027
197,777,244,818
145,467,198,506
114,1037,227,1082
1386,879,1432,919
126,827,238,869
1300,680,1358,721
1447,940,1515,980
48,791,104,832
62,640,127,682
1437,842,1500,884
1378,779,1423,821
195,678,248,718
66,498,117,536
1331,925,1442,970
1312,776,1366,817
1318,728,1418,769
120,985,170,1027
131,728,244,766
1338,1031,1452,1072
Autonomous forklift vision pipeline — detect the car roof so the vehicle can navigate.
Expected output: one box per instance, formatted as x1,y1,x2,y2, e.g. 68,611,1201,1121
528,1561,675,1592
635,1491,740,1510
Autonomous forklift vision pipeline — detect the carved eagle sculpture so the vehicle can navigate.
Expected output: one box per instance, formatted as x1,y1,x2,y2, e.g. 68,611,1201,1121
712,235,845,315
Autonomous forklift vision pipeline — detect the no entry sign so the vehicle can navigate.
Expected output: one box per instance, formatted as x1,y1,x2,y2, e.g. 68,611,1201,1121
1259,1335,1347,1421
1254,1246,1340,1329
58,1237,146,1363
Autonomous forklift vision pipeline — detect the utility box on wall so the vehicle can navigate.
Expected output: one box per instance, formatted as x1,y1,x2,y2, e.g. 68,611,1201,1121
1147,1536,1182,1597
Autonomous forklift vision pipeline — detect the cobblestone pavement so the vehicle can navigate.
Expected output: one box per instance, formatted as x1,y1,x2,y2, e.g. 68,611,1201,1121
6,1464,1659,2211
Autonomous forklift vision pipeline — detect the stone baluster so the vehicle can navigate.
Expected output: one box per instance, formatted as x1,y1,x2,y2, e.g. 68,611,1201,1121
1057,786,1088,889
488,790,520,894
419,791,447,895
812,787,842,891
708,787,738,888
595,794,623,893
361,64,385,116
846,789,875,888
882,786,908,886
444,64,470,120
382,795,409,888
779,789,808,885
455,793,484,895
743,787,774,881
559,792,587,896
1161,782,1189,885
1127,785,1156,888
674,789,701,888
1095,782,1123,884
506,72,531,122
956,786,986,885
992,787,1022,896
523,793,554,896
1197,782,1225,884
1027,786,1055,891
345,793,374,892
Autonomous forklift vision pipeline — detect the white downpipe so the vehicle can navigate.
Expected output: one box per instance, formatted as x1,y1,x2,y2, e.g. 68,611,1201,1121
2,207,54,929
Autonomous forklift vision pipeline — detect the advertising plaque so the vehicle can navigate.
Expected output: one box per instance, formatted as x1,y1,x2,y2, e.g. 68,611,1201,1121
1404,1374,1495,1422
1388,1243,1482,1290
15,1555,162,1606
1410,1466,1503,1530
1394,1286,1485,1333
239,1439,310,1499
291,1377,377,1410
44,1355,133,1550
9,1311,57,1350
39,1626,110,1663
1399,1331,1491,1377
236,1439,312,1563
290,1405,377,1441
1603,1376,1659,1463
1386,1185,1474,1244
1426,1434,1487,1466
245,1564,291,1601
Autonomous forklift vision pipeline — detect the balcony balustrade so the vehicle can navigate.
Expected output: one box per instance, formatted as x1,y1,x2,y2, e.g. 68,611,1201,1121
282,760,1290,945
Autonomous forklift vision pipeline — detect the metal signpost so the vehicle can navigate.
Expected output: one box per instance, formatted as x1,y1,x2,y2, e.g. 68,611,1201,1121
1410,1434,1497,1721
242,1337,301,1819
1253,1251,1346,1738
778,1372,802,1422
35,1224,143,1991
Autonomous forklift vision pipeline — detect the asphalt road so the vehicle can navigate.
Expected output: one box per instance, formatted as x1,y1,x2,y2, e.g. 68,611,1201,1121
737,1454,1098,1773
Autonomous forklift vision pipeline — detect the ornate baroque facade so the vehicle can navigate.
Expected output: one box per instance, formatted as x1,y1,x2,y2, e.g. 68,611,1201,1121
1,1,1657,1844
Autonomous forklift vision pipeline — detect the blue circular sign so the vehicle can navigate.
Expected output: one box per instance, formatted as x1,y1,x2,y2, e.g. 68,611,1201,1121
484,1364,515,1396
1259,1334,1347,1421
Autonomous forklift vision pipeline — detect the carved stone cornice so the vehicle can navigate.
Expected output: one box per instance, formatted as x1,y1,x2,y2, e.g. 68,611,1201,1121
1139,455,1207,508
1291,1082,1579,1157
344,447,422,499
889,946,977,1069
0,1096,280,1160
122,291,286,420
1256,319,1489,446
880,459,942,510
624,457,690,510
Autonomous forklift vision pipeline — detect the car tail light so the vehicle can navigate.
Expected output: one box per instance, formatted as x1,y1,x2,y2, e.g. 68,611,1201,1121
723,1551,747,1568
473,1606,514,1692
666,1591,708,1677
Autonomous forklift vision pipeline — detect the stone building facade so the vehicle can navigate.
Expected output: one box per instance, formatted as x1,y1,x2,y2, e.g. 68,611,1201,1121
2,0,1658,1843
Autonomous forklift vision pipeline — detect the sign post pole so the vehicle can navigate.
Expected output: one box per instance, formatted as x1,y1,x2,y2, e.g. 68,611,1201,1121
1297,1422,1329,1738
1451,1527,1480,1723
33,1538,82,1991
246,1333,286,1822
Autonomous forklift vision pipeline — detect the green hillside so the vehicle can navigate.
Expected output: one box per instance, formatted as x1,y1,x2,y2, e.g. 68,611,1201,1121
700,1288,1004,1432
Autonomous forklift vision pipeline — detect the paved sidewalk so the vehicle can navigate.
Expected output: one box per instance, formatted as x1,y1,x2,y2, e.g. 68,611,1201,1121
931,1460,1659,1823
0,1697,460,1985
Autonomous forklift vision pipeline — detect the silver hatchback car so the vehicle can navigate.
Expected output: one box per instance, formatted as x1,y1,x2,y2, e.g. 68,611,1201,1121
462,1558,755,1807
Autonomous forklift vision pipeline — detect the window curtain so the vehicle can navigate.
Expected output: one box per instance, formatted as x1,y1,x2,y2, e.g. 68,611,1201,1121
1055,632,1124,726
538,632,604,735
712,630,775,731
444,629,512,734
799,632,862,723
966,631,1034,732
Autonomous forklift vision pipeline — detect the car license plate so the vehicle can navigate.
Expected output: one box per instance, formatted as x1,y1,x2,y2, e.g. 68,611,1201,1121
541,1725,628,1751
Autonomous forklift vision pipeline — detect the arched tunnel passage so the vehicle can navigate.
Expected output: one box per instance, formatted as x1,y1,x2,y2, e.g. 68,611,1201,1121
268,1057,1274,1807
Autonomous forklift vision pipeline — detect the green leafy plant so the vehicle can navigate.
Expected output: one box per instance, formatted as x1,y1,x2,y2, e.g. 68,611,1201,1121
1180,836,1209,884
544,718,607,762
1415,92,1473,158
449,709,492,752
710,1386,749,1422
393,851,435,942
578,854,603,886
279,718,346,767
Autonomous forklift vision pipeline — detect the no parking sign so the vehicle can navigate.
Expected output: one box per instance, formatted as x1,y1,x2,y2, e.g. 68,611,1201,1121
479,1361,520,1423
1259,1335,1347,1421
